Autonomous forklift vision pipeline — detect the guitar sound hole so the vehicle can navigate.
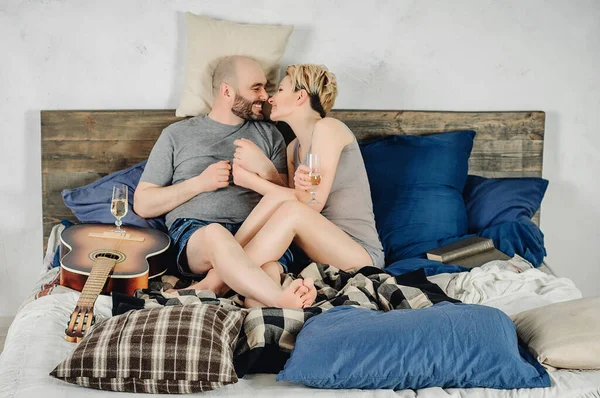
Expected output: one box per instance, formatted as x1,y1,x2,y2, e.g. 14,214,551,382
98,253,119,260
89,250,125,263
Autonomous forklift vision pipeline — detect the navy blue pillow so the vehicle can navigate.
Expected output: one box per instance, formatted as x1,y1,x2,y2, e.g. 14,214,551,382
277,304,549,390
385,257,466,277
61,161,166,231
479,219,546,267
385,219,547,276
360,131,475,264
463,175,549,233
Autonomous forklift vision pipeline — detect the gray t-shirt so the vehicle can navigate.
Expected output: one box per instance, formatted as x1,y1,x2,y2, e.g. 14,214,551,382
140,116,286,228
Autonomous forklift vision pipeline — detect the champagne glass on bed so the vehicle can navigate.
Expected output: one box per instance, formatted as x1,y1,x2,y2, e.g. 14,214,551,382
111,184,128,233
306,153,321,205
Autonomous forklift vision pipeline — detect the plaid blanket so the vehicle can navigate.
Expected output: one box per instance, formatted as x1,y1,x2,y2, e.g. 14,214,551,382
113,263,459,376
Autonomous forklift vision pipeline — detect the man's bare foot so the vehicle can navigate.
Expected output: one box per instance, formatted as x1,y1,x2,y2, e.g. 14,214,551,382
164,269,230,296
299,278,317,308
244,296,266,308
164,279,210,294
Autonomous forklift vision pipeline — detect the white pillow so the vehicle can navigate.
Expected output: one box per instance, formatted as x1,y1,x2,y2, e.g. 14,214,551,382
512,297,600,370
176,13,294,117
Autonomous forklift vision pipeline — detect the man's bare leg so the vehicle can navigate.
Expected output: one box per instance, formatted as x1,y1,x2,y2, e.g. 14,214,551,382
166,226,223,293
179,189,298,297
180,223,312,308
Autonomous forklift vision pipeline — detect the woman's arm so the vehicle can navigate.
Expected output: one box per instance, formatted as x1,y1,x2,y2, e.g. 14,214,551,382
292,118,354,212
286,138,297,188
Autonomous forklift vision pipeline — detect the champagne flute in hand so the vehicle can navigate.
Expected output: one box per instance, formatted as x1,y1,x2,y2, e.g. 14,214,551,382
111,184,128,233
306,154,321,205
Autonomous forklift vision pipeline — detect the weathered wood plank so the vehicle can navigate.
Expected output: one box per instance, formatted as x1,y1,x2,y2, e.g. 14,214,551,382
41,110,181,141
469,140,544,173
41,110,545,142
474,171,542,178
332,110,545,141
42,141,154,173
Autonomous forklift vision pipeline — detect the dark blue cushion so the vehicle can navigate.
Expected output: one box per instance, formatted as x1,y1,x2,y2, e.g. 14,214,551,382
277,304,549,390
478,219,546,267
463,175,549,233
360,131,475,264
385,257,467,277
385,219,547,276
61,161,166,231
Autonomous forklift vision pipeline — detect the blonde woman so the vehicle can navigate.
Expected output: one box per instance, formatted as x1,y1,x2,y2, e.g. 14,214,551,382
204,64,385,307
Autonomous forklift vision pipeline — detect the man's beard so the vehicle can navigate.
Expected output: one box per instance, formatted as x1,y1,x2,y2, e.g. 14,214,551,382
231,94,264,121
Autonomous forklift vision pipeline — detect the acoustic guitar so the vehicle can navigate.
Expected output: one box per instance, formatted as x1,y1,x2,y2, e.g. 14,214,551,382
59,224,170,342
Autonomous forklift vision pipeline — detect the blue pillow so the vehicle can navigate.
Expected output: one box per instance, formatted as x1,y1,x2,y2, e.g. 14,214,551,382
463,175,549,233
385,219,547,277
360,131,475,264
478,219,546,267
61,161,167,231
385,257,467,277
277,304,549,390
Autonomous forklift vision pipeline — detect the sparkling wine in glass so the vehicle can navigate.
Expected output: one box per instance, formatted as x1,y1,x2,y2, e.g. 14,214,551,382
111,184,128,233
306,154,321,205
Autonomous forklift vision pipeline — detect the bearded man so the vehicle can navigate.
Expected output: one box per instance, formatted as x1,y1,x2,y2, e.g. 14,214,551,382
134,56,292,295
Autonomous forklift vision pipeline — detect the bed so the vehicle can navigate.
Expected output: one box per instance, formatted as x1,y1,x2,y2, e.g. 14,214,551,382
1,109,599,397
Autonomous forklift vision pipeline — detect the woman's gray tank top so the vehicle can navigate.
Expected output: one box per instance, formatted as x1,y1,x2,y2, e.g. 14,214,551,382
294,138,385,268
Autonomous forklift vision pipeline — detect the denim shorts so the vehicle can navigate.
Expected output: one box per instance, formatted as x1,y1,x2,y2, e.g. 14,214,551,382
168,218,293,279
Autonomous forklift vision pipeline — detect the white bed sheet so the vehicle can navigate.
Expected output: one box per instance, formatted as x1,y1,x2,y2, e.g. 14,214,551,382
1,265,600,398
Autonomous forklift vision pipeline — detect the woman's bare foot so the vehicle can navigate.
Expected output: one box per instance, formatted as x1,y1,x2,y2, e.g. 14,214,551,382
246,278,310,308
276,279,307,308
299,278,317,308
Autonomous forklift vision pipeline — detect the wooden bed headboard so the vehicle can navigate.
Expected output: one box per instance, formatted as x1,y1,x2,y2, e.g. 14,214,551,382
41,110,545,248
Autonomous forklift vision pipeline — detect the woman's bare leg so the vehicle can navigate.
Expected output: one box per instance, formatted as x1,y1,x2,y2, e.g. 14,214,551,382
234,188,297,247
244,200,373,272
244,261,284,308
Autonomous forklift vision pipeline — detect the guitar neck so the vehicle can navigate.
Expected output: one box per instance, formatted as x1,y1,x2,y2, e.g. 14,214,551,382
75,258,117,308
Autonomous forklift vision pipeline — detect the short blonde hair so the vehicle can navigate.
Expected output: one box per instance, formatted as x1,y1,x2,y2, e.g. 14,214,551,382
285,64,337,117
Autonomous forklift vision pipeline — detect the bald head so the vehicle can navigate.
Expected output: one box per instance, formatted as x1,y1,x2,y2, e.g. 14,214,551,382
211,55,269,121
212,55,263,95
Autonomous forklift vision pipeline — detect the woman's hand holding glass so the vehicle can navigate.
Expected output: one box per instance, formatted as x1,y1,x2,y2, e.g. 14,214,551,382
294,164,313,192
294,154,321,204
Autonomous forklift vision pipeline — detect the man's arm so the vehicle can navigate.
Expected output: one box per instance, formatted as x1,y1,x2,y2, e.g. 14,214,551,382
134,160,231,218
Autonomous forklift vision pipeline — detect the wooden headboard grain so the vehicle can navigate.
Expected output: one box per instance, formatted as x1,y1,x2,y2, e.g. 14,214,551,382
41,109,545,249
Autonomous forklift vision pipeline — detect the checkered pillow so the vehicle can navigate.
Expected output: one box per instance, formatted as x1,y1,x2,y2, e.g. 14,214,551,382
234,307,322,376
51,304,245,393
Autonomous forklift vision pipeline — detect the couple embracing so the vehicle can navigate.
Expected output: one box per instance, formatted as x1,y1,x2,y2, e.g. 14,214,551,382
133,56,383,309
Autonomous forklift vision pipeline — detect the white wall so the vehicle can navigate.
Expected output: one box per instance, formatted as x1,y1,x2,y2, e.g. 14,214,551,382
1,0,598,316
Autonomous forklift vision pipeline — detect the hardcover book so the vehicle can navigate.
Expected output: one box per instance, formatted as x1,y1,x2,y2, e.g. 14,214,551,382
426,236,510,268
